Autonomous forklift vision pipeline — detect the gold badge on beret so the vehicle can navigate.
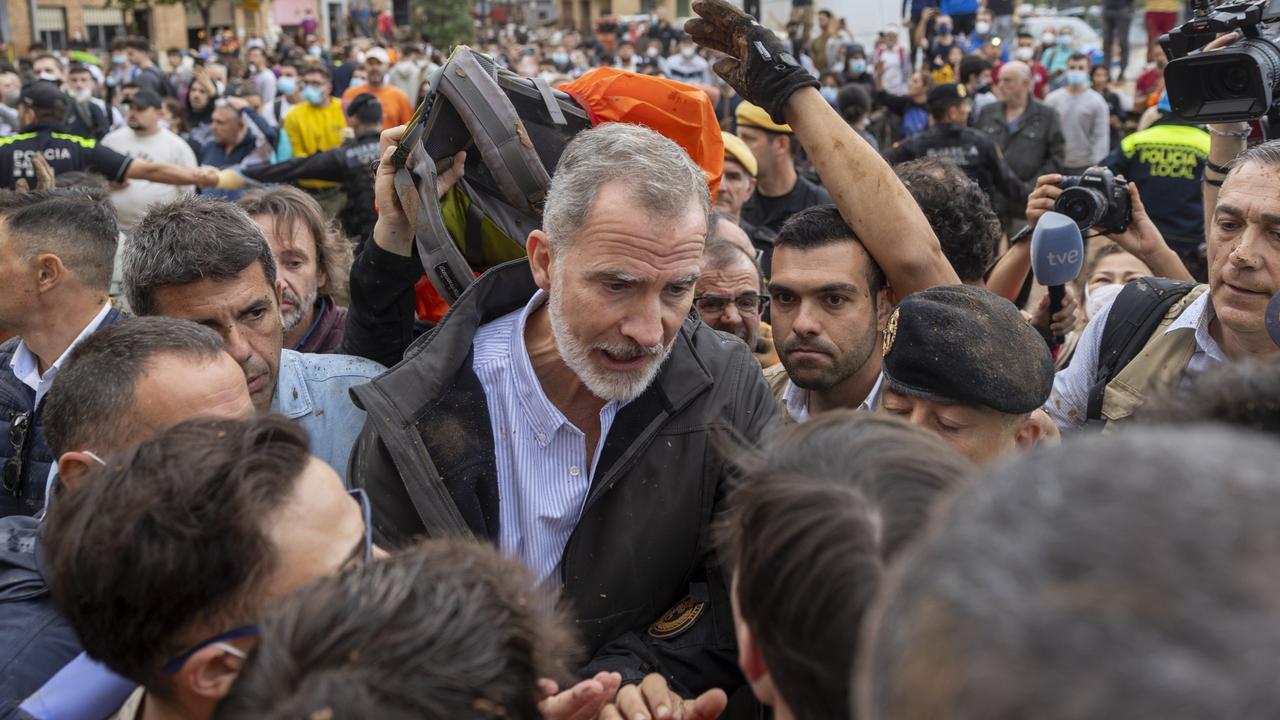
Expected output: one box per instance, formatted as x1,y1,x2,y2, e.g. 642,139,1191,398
648,596,706,640
883,307,900,356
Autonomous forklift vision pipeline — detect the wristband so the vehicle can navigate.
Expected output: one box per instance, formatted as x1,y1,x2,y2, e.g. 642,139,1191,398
1207,125,1250,139
1204,158,1232,175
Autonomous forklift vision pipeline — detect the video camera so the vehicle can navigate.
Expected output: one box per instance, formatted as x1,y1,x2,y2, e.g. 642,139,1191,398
1161,0,1280,122
1054,167,1131,234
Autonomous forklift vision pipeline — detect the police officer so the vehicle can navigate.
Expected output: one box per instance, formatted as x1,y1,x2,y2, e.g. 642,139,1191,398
888,83,1027,205
876,284,1055,463
0,82,219,191
228,92,383,241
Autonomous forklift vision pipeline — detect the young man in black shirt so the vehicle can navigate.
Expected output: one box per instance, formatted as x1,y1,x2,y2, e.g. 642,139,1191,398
736,101,832,234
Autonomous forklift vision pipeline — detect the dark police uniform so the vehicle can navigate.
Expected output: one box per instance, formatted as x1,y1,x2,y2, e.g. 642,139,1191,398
0,124,132,190
887,84,1027,204
0,83,133,190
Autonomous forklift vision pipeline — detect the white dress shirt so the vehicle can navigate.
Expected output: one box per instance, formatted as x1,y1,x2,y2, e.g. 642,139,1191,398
472,291,626,582
9,303,112,408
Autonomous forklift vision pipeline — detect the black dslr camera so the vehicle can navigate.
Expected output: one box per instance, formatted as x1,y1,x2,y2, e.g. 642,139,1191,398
1054,167,1131,234
1161,0,1280,122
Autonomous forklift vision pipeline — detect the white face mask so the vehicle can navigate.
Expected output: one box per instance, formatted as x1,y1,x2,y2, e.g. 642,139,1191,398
1084,282,1124,320
646,46,660,58
72,88,93,101
38,72,60,83
1015,46,1035,62
975,21,991,35
681,46,696,59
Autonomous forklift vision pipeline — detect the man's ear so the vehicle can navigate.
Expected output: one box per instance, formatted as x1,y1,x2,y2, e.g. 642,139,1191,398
526,229,555,293
57,451,99,492
181,644,247,703
34,253,67,294
1015,411,1049,449
876,286,897,333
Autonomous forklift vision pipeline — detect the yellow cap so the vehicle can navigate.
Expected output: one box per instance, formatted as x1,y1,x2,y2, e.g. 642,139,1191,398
720,131,758,177
735,101,793,134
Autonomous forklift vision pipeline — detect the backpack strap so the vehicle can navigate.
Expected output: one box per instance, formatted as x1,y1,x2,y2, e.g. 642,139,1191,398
397,148,477,304
431,48,551,215
1085,277,1199,425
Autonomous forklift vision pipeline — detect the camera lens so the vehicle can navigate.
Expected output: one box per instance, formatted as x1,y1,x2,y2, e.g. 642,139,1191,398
1223,63,1251,94
1055,187,1107,230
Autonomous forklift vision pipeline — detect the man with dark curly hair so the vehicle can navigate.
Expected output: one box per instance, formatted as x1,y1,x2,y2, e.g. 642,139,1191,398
895,157,999,285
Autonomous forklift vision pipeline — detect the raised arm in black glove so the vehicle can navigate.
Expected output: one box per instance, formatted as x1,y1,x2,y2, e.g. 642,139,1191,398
684,0,820,125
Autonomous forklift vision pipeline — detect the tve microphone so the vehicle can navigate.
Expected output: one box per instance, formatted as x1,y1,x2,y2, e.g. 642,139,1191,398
1031,211,1086,346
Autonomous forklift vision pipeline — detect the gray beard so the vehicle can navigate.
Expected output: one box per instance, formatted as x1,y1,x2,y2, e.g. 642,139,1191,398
547,277,670,404
281,285,319,333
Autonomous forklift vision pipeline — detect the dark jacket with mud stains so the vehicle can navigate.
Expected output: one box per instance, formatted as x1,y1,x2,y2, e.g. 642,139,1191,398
348,259,778,696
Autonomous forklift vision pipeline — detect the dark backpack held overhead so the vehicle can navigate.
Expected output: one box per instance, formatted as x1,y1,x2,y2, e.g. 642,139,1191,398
391,46,725,317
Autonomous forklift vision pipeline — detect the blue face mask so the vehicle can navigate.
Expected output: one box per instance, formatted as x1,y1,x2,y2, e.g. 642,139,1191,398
937,23,951,35
1057,34,1073,46
309,45,323,57
301,86,324,105
277,76,297,95
820,86,839,103
1065,70,1089,86
849,58,868,75
112,54,127,65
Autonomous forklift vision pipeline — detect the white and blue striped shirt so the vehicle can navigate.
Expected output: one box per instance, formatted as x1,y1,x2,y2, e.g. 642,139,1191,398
472,290,625,582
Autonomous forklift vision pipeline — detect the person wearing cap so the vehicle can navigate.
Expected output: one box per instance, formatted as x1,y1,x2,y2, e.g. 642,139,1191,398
877,284,1054,463
101,89,198,230
228,93,384,243
716,131,779,272
736,101,833,241
1101,91,1209,279
340,46,412,129
887,83,1026,205
0,82,218,191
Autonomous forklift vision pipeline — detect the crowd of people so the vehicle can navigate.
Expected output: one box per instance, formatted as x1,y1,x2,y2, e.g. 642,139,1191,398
0,0,1278,717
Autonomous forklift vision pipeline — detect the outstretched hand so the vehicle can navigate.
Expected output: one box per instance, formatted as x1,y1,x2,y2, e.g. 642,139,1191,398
685,0,818,124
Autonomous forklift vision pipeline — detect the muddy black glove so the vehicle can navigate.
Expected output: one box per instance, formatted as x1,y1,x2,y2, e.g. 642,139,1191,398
685,0,820,125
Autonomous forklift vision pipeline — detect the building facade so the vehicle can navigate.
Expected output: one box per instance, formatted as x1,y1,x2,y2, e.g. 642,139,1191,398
5,0,277,56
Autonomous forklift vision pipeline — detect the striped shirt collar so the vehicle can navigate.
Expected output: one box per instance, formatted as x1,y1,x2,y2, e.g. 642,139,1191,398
509,290,624,447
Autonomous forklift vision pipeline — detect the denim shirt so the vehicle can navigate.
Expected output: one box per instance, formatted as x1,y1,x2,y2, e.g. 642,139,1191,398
270,349,384,485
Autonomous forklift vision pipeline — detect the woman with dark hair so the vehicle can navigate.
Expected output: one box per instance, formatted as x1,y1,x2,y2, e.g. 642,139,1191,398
182,75,217,155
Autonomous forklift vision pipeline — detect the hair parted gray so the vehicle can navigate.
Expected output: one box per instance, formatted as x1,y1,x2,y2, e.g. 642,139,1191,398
1228,138,1280,174
123,196,278,316
541,122,712,252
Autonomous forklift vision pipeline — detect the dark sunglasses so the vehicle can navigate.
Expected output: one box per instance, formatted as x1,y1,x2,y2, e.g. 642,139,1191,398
2,411,32,497
160,489,373,674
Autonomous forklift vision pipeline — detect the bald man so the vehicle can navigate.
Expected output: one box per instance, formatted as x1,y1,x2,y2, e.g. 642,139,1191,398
975,61,1065,228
